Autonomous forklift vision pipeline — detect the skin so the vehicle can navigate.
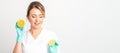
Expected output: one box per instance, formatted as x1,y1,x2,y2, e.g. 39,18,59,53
13,8,45,53
28,8,45,40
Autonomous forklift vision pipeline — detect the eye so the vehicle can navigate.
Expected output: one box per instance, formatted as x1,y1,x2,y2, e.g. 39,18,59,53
39,14,44,18
39,16,43,18
32,16,36,18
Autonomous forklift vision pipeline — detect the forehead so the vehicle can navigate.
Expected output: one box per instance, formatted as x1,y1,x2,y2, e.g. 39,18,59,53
29,8,43,15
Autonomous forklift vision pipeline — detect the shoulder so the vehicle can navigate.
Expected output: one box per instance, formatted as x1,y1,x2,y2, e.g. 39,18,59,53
43,29,56,36
22,30,31,39
23,30,30,36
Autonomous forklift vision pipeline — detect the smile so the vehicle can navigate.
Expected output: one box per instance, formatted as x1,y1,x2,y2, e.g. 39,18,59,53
34,22,40,25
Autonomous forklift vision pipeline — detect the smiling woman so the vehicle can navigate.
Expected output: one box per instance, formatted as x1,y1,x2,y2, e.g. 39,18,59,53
13,1,59,53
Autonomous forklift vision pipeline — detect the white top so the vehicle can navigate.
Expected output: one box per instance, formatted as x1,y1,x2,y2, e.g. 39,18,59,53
21,29,59,53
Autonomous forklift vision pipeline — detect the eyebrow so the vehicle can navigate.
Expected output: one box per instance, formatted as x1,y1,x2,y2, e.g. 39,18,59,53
31,13,43,15
31,14,44,17
31,14,37,16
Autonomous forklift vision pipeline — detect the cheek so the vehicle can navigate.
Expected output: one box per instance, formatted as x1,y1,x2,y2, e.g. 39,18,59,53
28,18,35,24
41,19,44,22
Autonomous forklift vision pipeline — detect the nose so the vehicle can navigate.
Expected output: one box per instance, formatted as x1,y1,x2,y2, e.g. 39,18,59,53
36,17,39,22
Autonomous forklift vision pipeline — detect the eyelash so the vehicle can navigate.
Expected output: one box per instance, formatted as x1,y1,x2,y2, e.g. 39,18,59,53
32,16,43,18
39,16,43,18
32,16,36,18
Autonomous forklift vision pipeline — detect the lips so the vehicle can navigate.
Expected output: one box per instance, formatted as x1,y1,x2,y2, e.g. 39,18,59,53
34,22,40,25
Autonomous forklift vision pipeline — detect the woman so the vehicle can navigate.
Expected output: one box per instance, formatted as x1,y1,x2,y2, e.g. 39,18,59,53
13,1,59,53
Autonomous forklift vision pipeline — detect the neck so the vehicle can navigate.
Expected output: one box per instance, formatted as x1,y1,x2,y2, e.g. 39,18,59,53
30,27,42,36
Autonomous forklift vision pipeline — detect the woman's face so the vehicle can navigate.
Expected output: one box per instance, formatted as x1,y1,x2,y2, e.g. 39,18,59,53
28,8,44,29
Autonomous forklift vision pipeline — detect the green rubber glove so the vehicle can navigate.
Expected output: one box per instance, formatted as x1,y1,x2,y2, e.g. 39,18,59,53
48,40,59,53
15,22,24,42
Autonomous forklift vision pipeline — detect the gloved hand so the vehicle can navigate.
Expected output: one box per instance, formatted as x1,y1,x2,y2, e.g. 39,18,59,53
15,20,25,42
48,40,59,53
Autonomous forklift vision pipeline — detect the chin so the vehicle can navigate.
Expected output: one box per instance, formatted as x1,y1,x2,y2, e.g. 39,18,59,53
33,25,41,29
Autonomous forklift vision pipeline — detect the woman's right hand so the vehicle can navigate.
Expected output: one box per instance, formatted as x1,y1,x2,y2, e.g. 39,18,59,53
15,22,24,42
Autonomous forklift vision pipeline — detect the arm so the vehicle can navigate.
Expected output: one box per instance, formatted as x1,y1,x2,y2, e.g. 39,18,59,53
13,21,24,53
13,42,22,53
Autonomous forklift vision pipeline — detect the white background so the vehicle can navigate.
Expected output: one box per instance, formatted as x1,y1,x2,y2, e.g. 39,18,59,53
0,0,120,53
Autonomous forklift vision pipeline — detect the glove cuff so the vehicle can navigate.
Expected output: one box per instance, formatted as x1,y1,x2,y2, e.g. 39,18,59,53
16,35,23,42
